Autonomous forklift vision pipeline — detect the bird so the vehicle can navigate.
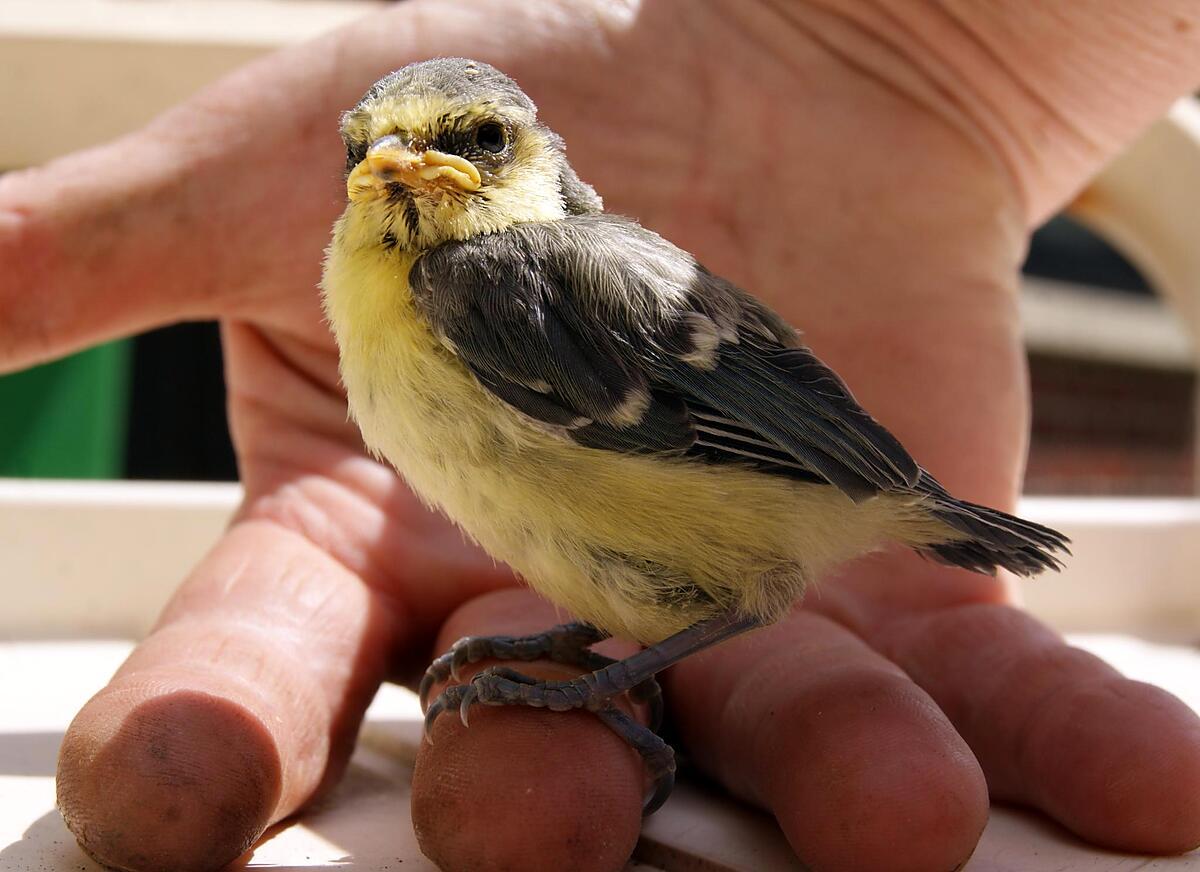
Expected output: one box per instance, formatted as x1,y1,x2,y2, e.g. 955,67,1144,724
321,57,1069,812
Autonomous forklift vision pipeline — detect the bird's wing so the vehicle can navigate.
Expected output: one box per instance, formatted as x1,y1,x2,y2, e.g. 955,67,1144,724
409,214,919,500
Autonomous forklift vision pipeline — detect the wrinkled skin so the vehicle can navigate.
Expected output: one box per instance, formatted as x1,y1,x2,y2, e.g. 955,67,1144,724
3,2,1200,871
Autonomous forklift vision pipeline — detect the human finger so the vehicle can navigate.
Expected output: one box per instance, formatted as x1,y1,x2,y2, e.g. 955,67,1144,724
877,603,1200,854
667,608,989,872
0,57,345,374
411,588,646,872
56,519,403,872
0,0,613,373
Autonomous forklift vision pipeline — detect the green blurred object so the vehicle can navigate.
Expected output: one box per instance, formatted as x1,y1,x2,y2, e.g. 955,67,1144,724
0,341,131,478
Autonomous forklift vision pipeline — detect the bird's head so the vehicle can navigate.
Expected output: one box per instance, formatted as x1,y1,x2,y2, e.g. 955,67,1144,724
339,58,600,251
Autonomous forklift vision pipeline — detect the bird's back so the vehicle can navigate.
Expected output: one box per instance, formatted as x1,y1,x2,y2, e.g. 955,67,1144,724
323,213,1026,642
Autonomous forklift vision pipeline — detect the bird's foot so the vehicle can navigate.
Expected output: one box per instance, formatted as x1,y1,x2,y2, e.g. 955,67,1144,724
419,612,760,815
423,663,675,813
419,623,668,811
418,621,663,729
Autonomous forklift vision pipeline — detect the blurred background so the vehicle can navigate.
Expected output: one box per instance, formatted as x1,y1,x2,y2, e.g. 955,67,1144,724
1,0,1197,496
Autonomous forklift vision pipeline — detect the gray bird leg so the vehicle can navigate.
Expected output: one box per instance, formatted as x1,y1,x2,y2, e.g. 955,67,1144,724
596,705,676,814
418,621,665,730
422,610,760,813
420,622,601,703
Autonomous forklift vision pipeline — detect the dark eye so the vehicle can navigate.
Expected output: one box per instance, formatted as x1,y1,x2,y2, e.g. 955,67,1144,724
475,122,506,153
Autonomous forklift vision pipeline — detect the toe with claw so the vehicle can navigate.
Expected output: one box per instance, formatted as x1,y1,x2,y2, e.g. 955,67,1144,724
423,665,676,814
416,612,760,814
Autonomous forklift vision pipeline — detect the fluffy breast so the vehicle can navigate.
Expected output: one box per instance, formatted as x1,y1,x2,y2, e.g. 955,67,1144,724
320,216,945,642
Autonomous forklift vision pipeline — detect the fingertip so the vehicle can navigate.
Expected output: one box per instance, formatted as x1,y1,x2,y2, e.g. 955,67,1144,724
57,685,282,872
877,604,1200,855
413,590,645,872
1021,677,1200,854
670,613,988,872
411,705,643,872
52,523,399,872
764,671,988,872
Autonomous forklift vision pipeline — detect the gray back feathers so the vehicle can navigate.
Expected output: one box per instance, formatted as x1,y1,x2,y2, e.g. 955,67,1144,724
409,214,921,500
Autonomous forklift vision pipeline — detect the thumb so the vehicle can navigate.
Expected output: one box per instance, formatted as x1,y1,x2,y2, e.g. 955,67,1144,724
0,43,349,374
0,134,211,371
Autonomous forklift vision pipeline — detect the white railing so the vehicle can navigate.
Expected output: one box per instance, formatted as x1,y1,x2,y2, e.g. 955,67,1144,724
2,479,1198,641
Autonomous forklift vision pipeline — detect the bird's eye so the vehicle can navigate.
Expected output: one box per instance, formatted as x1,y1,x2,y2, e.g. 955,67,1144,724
475,122,506,153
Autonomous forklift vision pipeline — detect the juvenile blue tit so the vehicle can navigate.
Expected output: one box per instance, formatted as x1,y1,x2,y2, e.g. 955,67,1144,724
321,58,1068,811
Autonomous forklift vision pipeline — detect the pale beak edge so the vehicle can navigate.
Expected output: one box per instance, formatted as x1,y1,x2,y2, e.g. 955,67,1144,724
347,144,481,202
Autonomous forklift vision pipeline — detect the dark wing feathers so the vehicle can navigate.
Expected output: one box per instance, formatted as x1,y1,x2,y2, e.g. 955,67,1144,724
409,214,919,500
660,344,918,499
688,399,826,484
470,280,644,423
916,471,1070,573
416,237,650,428
572,391,696,454
466,365,586,427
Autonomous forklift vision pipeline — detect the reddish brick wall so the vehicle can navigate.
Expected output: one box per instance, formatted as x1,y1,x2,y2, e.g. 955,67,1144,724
1026,354,1196,495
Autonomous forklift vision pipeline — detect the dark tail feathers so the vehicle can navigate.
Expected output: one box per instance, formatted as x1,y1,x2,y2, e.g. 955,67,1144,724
917,475,1070,577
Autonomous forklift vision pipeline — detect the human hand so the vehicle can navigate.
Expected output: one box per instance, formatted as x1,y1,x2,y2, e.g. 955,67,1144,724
3,2,1199,870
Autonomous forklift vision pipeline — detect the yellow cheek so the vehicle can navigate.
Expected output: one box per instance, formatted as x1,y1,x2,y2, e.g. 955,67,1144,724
473,140,569,228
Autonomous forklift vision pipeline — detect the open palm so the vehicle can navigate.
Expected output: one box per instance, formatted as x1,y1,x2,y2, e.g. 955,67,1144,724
3,2,1199,870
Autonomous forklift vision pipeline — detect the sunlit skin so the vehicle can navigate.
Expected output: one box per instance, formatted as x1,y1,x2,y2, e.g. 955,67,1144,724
2,3,1199,872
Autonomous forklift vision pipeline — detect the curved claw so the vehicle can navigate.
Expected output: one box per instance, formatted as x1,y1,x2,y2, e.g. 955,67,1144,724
458,684,479,728
643,767,676,816
418,671,437,711
641,684,664,733
418,649,458,710
423,700,443,744
424,689,461,744
418,624,613,715
417,623,686,812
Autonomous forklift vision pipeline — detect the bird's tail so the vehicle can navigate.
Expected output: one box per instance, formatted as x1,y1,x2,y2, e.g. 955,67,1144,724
914,474,1070,577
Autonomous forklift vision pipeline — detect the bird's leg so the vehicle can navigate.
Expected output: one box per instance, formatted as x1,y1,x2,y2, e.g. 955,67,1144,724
422,610,760,813
596,705,676,813
417,621,666,730
419,622,599,702
420,621,603,702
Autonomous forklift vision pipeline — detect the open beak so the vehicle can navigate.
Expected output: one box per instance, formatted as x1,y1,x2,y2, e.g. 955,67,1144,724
347,135,481,202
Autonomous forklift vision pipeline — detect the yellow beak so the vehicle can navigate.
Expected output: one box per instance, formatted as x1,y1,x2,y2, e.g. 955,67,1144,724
347,136,481,202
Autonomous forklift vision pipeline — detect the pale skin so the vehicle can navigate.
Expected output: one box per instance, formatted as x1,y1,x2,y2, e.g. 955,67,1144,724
3,1,1200,870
